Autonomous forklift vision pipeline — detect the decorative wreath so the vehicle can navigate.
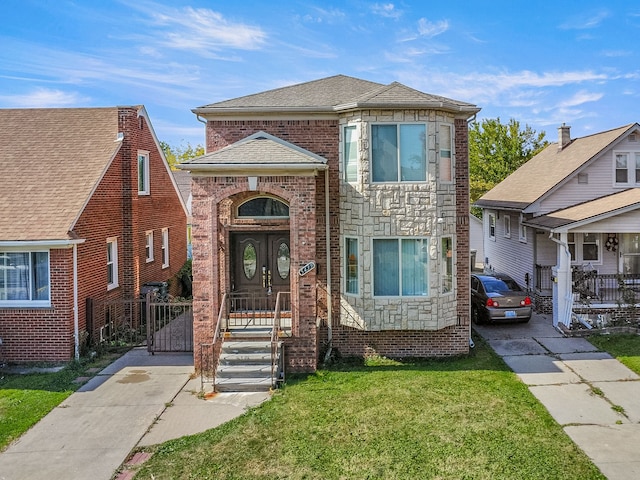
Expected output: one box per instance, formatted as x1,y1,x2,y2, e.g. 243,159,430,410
605,233,618,252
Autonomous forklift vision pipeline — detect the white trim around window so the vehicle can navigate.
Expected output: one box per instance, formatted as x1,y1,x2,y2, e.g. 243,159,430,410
145,230,154,263
519,221,527,243
107,237,119,290
137,150,150,195
344,236,359,295
372,237,429,297
568,232,602,265
488,213,496,241
439,123,454,183
503,215,511,238
613,150,640,187
343,124,358,183
371,123,427,183
0,250,51,307
161,228,169,268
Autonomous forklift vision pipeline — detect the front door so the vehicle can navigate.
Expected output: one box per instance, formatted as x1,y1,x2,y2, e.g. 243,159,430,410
232,232,291,301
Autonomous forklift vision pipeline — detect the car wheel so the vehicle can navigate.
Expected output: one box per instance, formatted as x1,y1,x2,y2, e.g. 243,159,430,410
472,306,484,325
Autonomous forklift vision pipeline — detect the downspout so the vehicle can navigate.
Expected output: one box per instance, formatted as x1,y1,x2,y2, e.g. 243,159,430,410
73,243,79,361
323,167,333,362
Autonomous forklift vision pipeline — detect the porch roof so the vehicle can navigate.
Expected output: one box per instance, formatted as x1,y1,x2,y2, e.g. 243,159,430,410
522,188,640,231
177,131,327,176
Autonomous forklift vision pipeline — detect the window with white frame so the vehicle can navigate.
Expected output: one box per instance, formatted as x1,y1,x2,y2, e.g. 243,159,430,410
488,213,496,241
145,231,154,262
371,124,426,182
519,221,527,243
0,251,50,306
439,123,453,183
138,151,150,195
345,237,359,295
614,151,640,186
373,238,428,296
441,237,453,294
161,228,169,268
503,215,511,238
344,125,358,183
107,238,119,290
568,233,601,264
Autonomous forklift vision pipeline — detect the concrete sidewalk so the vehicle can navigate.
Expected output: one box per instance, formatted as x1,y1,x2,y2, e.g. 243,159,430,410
473,314,640,480
0,348,269,480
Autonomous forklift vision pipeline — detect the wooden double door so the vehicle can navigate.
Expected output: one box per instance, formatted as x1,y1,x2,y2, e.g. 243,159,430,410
232,232,291,300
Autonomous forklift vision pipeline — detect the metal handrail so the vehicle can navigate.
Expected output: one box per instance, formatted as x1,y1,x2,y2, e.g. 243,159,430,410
201,292,228,392
270,291,286,388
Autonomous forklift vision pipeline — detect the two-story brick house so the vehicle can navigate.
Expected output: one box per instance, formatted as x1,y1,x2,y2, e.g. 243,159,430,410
181,75,480,373
0,106,187,363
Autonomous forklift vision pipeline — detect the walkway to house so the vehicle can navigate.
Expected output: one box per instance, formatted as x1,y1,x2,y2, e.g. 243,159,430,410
473,313,640,480
0,347,270,480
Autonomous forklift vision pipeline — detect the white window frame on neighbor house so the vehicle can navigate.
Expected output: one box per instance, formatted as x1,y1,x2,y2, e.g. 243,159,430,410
372,237,429,297
568,232,602,265
161,228,169,268
503,215,511,238
488,213,496,241
138,150,150,195
0,250,51,307
371,123,427,183
519,220,527,243
344,237,359,295
613,151,640,186
107,237,119,290
145,230,154,263
439,123,454,183
343,124,358,183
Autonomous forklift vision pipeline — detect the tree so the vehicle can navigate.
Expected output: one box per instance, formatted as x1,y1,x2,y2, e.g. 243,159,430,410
160,141,205,170
469,118,548,216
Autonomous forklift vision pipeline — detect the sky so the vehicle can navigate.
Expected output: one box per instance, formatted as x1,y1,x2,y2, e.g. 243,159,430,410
1,1,639,148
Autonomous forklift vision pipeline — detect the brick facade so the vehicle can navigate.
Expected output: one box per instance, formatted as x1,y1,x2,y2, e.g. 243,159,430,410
191,111,473,371
0,107,187,363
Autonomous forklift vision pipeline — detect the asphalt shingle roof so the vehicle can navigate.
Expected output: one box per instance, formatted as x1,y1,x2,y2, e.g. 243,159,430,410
0,107,124,241
476,124,636,210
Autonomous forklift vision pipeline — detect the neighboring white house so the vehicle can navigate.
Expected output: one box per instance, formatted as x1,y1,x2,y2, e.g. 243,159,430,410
469,214,484,270
475,123,640,328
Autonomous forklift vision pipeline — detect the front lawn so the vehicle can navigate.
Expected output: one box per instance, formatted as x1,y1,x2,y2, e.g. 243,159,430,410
587,333,640,375
134,339,604,480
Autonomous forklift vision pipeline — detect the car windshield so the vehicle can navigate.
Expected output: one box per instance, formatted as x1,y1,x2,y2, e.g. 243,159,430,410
483,278,521,293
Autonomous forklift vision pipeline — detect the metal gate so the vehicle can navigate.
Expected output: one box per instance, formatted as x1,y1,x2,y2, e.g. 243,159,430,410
146,294,193,353
88,294,193,353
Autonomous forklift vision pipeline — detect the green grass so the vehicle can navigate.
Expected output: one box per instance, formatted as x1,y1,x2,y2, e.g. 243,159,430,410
588,333,640,375
0,352,122,450
134,339,604,480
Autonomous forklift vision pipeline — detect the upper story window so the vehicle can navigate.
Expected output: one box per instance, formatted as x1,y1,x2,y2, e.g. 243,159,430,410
145,231,154,263
503,215,511,238
237,197,289,218
161,228,169,268
373,238,429,297
371,124,426,182
344,125,358,183
488,213,496,241
107,238,119,290
614,151,640,186
0,251,50,307
138,151,150,195
439,123,454,183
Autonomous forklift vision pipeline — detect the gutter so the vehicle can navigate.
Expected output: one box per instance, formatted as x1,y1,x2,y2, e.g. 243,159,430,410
323,168,333,363
73,244,80,361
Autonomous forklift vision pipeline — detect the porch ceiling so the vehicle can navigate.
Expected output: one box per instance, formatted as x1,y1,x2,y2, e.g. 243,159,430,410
523,188,640,231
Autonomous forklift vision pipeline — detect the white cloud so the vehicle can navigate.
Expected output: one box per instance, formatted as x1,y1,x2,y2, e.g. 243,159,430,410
556,90,603,108
417,18,449,38
371,3,402,19
0,88,89,107
559,9,610,30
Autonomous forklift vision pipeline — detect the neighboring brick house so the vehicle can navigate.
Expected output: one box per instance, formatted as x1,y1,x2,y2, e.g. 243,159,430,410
180,75,480,372
0,106,187,363
476,123,640,328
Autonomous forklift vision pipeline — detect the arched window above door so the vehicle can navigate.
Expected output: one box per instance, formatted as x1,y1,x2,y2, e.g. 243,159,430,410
237,197,289,218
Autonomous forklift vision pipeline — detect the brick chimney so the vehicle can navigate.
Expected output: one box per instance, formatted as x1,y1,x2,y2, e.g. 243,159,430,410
558,123,571,150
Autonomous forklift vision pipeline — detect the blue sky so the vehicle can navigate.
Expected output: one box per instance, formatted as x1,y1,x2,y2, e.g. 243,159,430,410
2,1,639,148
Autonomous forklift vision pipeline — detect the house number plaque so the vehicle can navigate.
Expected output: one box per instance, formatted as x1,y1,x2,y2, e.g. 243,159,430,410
299,261,316,276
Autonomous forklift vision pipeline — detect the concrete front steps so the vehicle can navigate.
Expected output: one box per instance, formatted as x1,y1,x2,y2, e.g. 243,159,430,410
215,336,282,392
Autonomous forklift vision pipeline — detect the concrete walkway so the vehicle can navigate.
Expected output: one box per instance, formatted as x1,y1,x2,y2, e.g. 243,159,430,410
473,314,640,480
0,348,270,480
